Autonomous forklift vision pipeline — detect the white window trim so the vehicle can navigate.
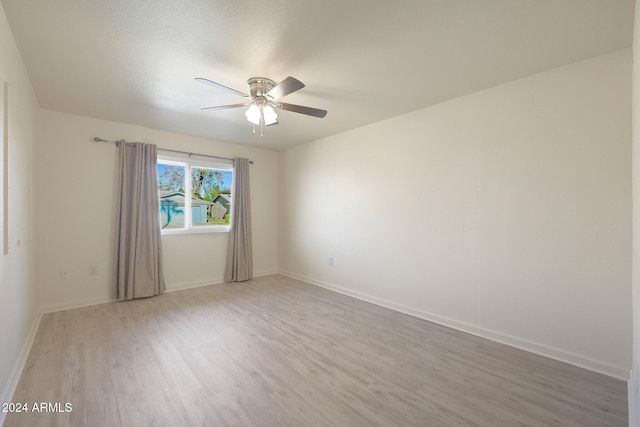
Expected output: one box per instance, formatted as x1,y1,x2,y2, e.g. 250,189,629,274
158,155,233,235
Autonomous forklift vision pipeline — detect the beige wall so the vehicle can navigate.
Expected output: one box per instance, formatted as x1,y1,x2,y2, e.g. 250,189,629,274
279,49,632,378
631,0,640,424
36,110,279,312
0,4,40,415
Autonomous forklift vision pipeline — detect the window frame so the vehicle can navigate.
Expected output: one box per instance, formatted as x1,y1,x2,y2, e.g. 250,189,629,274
157,154,233,235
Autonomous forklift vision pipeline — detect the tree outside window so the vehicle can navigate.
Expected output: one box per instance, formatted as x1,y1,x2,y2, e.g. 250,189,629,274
157,157,233,232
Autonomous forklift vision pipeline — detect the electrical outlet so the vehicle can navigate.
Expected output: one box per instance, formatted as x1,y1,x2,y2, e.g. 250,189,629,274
60,270,70,279
329,256,334,266
89,265,99,276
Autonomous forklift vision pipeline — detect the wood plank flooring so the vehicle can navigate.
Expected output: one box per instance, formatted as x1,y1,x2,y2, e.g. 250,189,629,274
4,274,627,426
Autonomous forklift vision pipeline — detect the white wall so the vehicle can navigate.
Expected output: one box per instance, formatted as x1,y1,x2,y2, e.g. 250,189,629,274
279,49,632,379
0,3,40,419
37,110,279,312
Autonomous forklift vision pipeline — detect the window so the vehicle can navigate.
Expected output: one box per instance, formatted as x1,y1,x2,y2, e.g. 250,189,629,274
157,156,233,233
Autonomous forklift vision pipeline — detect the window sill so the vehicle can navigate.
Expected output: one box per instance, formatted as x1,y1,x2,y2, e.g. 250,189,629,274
161,226,230,235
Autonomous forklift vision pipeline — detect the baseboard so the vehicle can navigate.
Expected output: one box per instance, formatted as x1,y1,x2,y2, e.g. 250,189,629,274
40,269,280,313
254,269,280,278
41,282,227,310
0,311,42,427
165,278,225,293
41,295,115,314
279,271,630,381
165,270,279,293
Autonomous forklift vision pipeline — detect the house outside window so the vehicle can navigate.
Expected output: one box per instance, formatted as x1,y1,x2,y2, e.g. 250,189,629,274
157,156,233,233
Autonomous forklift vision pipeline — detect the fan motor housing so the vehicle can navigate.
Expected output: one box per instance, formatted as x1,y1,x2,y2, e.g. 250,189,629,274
247,77,276,98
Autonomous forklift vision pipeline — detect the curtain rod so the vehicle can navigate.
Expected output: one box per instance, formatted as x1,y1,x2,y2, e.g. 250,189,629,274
92,137,254,164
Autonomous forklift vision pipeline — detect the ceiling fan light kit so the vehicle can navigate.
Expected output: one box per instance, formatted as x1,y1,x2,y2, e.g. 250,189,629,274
196,76,327,134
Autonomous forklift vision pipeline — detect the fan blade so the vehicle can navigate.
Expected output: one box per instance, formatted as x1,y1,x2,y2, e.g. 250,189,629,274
195,78,249,97
201,103,248,111
278,102,327,118
267,76,305,100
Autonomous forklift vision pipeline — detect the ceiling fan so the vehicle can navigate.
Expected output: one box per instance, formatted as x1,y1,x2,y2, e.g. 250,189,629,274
195,76,327,130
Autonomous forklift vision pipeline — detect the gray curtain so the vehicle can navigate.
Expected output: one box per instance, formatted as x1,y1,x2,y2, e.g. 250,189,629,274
113,140,166,300
224,158,253,282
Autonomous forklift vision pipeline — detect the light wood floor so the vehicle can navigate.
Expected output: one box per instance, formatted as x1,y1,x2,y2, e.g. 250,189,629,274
4,274,627,426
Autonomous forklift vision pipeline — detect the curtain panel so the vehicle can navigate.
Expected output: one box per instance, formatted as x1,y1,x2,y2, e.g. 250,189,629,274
224,157,253,282
113,141,166,300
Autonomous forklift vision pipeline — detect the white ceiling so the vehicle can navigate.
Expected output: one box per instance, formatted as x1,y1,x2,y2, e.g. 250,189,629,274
1,0,634,150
